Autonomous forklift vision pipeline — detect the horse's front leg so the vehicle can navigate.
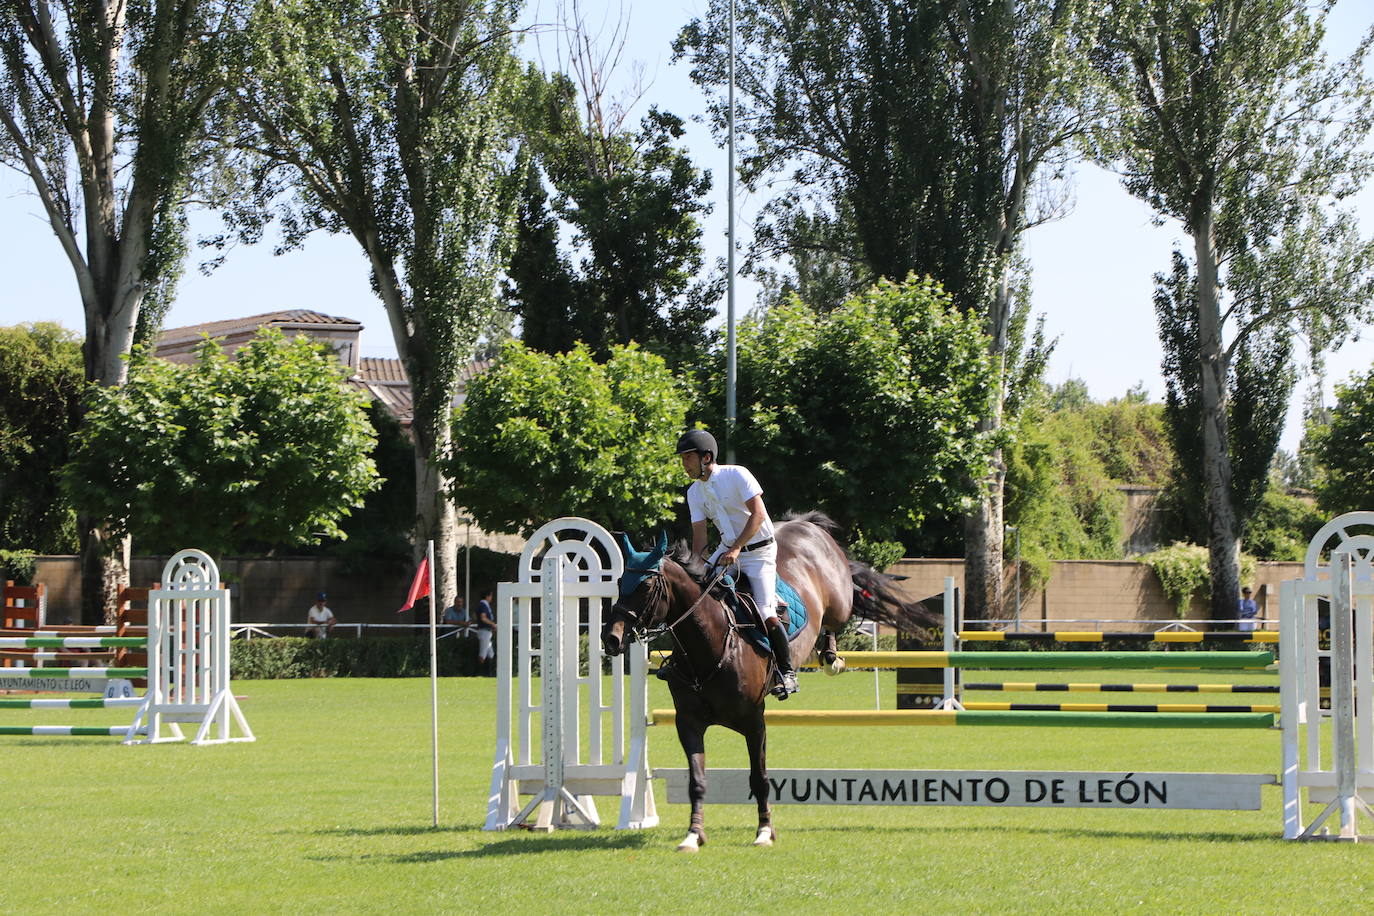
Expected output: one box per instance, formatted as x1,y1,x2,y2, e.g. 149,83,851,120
745,714,775,846
675,716,708,852
818,630,846,675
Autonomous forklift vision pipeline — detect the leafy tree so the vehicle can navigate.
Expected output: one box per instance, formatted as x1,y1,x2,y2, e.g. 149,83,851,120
447,341,689,535
1309,368,1374,519
1091,0,1374,619
676,0,1096,617
504,65,715,367
63,330,379,559
228,0,526,610
696,276,998,549
1244,482,1324,561
317,402,417,574
0,0,244,620
1005,383,1175,586
0,323,84,554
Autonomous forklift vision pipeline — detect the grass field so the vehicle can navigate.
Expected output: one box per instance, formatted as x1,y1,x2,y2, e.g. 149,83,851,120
4,668,1372,915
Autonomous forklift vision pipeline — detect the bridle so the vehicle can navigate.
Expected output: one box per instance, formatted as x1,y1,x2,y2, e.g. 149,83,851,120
612,563,730,644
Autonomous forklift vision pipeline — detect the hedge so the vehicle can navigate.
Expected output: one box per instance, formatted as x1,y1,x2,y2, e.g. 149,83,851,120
231,635,490,679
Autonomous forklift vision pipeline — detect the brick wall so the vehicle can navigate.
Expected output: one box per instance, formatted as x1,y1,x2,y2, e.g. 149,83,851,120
887,558,1302,630
28,552,1306,630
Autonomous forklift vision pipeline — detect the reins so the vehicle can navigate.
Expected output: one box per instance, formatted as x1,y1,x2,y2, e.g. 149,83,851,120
622,563,743,693
637,564,730,642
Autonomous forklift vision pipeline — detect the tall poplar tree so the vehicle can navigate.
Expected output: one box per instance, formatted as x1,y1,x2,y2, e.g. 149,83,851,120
0,0,242,621
230,0,526,609
1092,0,1374,618
676,0,1093,618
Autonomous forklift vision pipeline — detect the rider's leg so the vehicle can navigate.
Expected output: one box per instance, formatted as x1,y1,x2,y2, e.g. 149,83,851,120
762,615,797,698
741,547,795,698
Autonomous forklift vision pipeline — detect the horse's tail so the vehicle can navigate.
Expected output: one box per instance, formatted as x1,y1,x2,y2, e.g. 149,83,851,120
779,510,940,636
848,562,940,638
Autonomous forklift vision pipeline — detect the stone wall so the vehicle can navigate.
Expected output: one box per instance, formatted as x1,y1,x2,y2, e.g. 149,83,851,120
24,552,1304,630
885,557,1301,630
27,553,519,629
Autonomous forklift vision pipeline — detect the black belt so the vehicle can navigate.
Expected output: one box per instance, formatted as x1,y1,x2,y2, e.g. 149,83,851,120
741,536,774,552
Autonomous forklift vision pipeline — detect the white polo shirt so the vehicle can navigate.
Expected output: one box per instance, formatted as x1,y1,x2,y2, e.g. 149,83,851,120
686,464,775,547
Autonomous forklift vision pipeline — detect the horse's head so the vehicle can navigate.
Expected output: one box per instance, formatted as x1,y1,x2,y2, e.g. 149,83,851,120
602,530,671,657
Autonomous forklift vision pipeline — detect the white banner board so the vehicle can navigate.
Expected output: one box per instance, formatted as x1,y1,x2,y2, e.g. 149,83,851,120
659,769,1276,810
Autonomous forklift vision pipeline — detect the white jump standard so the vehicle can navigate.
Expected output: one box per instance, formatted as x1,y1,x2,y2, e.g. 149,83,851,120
0,549,253,746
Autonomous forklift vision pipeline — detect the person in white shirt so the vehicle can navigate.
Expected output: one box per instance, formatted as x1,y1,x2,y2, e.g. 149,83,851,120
677,429,796,699
306,592,336,638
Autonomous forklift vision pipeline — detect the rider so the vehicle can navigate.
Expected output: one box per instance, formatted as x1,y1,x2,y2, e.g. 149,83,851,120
677,429,798,699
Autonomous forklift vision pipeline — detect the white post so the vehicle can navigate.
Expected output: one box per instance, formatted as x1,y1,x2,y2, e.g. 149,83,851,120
426,540,439,828
1280,578,1302,839
937,577,959,710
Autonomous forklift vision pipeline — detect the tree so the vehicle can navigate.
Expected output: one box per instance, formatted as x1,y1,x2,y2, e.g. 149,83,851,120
1005,382,1173,591
1,0,243,620
1092,0,1374,618
1309,368,1374,519
317,402,417,573
504,16,715,366
0,323,84,554
447,341,689,536
696,276,998,550
229,0,526,610
63,330,379,558
676,0,1095,618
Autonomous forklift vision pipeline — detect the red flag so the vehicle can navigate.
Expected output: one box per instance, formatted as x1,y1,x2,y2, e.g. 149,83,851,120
397,556,431,613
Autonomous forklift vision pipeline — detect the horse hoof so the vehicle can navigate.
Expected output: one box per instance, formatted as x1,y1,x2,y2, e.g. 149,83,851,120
676,833,701,853
828,657,846,676
752,826,774,847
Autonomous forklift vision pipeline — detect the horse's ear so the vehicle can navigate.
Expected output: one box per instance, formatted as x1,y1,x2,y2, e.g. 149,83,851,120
617,531,636,560
656,530,669,555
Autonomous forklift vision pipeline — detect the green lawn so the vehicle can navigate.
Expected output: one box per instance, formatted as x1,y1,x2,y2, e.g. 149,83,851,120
4,670,1371,915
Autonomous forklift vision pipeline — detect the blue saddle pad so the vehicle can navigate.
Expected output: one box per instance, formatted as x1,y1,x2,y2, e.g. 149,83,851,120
736,576,808,655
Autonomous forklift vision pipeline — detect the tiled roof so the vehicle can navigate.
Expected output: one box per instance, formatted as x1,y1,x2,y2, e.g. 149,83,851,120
352,358,492,427
355,378,415,424
358,357,493,385
159,309,362,346
359,356,409,384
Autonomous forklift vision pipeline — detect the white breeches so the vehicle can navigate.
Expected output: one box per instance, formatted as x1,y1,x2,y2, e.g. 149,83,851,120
476,628,494,660
710,543,779,620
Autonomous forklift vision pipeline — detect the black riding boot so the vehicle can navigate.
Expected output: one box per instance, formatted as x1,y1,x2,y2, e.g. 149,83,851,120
764,617,798,700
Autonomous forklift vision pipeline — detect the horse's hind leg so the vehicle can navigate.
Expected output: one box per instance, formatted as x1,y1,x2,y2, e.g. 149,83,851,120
745,719,775,847
818,630,846,676
674,718,708,852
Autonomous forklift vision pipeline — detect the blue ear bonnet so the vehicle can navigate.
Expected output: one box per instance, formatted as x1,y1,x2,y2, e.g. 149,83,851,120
617,531,669,597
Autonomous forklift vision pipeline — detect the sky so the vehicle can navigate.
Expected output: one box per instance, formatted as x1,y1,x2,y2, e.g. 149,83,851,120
1,0,1372,456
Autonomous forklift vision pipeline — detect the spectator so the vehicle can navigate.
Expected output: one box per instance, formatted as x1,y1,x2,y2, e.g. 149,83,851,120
443,597,468,632
475,588,495,676
306,592,336,638
1238,586,1259,633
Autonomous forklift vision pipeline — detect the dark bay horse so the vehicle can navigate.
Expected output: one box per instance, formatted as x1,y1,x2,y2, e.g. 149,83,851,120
600,512,933,851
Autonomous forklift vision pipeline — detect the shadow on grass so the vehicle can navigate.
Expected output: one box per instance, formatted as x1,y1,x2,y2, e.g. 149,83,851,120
771,822,1277,844
309,825,655,863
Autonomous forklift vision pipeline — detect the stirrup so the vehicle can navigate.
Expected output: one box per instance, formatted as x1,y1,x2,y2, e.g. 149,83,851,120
771,669,799,700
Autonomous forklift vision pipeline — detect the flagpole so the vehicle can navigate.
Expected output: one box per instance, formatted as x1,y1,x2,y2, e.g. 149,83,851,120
426,538,439,828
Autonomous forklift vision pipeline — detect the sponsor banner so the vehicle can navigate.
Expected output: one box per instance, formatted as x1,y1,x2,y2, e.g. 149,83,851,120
0,677,103,693
659,768,1276,810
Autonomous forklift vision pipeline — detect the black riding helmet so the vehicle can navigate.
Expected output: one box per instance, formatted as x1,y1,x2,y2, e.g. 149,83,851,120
676,429,717,461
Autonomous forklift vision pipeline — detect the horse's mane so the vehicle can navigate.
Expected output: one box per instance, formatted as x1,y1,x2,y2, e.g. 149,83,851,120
778,510,843,538
668,540,710,583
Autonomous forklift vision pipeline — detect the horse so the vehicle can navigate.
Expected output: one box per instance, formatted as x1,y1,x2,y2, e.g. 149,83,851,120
600,511,935,852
